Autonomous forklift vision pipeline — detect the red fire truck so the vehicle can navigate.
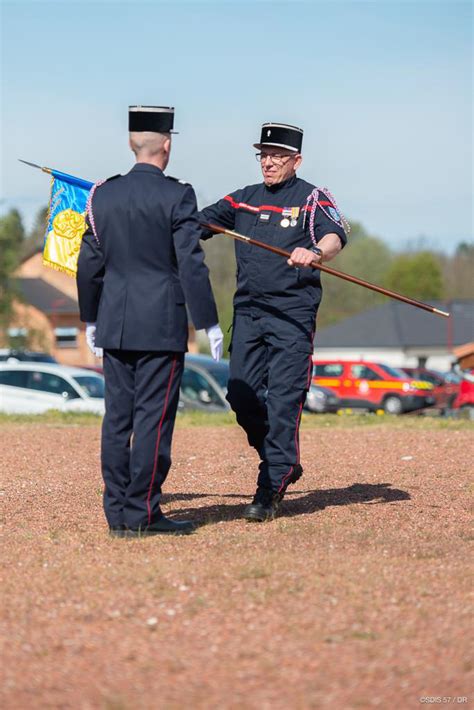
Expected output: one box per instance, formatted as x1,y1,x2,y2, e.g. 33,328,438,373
312,359,436,415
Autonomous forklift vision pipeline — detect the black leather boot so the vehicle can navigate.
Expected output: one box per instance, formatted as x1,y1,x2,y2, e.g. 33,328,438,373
243,487,283,522
123,517,197,537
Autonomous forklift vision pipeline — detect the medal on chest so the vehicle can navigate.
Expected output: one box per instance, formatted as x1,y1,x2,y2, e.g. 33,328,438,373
281,207,291,228
281,206,300,228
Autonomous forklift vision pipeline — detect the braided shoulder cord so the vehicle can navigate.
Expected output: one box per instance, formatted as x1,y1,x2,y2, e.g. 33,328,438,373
85,180,106,245
302,186,350,247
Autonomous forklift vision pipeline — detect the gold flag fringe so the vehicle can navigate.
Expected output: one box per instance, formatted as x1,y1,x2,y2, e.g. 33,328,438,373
42,257,77,278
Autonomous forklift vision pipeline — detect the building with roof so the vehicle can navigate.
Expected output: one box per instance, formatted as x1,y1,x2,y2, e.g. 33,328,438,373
5,251,198,365
314,300,474,371
6,276,92,366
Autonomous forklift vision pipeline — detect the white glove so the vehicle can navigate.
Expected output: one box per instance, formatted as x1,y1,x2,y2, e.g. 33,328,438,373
206,323,224,361
85,323,103,358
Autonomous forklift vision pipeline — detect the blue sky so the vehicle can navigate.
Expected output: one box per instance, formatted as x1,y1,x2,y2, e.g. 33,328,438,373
1,0,472,252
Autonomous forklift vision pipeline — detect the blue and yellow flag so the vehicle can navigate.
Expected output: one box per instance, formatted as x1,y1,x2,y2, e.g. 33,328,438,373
43,170,93,276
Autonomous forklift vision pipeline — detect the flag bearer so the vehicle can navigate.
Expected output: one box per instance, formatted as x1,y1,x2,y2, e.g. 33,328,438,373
77,105,223,537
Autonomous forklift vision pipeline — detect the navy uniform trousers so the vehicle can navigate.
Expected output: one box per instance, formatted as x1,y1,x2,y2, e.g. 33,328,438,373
227,306,315,493
102,350,184,529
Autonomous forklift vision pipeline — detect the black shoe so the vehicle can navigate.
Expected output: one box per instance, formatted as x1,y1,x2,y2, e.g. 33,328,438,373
243,488,283,522
125,516,197,537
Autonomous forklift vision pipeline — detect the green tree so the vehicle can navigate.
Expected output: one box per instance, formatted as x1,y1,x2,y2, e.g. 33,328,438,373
202,235,236,354
442,242,474,299
0,209,25,335
318,233,393,326
22,205,48,258
455,242,474,258
384,252,444,300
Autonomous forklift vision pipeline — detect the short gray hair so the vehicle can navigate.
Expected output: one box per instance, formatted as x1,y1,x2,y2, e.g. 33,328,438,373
129,131,169,157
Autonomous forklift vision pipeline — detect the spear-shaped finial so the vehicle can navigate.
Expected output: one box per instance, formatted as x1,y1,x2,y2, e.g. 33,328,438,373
18,159,52,174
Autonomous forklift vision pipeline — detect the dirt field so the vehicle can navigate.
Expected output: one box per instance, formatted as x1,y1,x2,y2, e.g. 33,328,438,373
1,418,472,709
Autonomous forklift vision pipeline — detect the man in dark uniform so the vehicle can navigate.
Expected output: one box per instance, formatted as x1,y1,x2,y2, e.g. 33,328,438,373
200,122,348,522
77,105,223,537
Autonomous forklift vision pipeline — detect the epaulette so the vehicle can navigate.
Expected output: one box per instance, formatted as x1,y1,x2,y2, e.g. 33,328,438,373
104,174,121,182
303,186,350,244
166,175,191,187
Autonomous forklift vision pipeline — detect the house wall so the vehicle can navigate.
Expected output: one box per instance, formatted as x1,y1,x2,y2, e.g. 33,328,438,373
3,302,54,352
3,301,100,366
49,313,98,366
17,253,79,300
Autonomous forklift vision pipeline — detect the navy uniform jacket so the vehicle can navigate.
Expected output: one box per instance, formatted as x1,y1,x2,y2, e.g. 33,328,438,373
77,163,218,351
200,175,347,314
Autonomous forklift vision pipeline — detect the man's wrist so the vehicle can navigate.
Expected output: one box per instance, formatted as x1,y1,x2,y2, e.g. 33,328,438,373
311,246,323,261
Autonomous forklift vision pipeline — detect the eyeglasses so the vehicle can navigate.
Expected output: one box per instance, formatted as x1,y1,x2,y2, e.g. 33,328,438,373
255,152,296,166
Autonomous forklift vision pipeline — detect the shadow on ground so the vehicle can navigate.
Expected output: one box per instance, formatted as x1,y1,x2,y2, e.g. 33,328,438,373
162,483,411,524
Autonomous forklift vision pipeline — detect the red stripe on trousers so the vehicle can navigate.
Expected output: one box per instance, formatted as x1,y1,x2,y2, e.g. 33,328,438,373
146,355,178,525
279,465,295,493
295,352,313,463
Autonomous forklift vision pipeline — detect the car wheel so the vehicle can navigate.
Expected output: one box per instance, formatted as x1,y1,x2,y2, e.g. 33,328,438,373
383,395,403,415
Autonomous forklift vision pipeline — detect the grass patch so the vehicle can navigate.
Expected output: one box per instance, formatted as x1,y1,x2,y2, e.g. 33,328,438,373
301,412,474,430
0,410,103,425
0,409,472,430
0,409,236,427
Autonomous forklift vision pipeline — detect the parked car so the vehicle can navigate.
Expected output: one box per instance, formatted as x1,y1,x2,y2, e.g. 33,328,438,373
312,359,436,414
81,365,104,375
400,367,461,411
185,354,230,394
0,349,57,364
453,372,474,415
0,363,105,415
178,360,229,413
79,355,230,413
304,383,340,413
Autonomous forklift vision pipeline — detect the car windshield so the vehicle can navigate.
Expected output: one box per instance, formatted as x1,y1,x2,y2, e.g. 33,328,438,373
185,357,230,390
202,363,229,389
181,367,225,406
435,370,461,384
73,375,105,399
377,363,408,379
413,371,442,385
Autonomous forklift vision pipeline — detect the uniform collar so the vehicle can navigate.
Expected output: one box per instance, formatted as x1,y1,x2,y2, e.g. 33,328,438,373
264,173,298,193
130,162,164,175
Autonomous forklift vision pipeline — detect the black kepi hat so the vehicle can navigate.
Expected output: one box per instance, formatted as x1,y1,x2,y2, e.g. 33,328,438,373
129,106,178,133
254,122,303,152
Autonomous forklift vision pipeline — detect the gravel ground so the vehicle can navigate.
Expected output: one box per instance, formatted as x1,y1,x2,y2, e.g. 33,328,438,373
0,422,472,709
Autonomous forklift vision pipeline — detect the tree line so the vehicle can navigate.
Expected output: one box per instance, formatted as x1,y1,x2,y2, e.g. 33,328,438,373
1,206,473,352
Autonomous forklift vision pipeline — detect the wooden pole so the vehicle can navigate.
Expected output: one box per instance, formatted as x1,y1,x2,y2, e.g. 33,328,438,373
201,222,450,319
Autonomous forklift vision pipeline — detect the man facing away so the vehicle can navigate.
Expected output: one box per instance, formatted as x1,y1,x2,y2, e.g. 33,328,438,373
77,105,223,537
200,122,348,522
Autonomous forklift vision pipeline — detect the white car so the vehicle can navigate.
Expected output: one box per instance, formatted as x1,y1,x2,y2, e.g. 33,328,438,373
0,363,105,415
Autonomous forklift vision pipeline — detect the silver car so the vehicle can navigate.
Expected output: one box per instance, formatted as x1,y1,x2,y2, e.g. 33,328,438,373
0,363,105,415
179,360,229,412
